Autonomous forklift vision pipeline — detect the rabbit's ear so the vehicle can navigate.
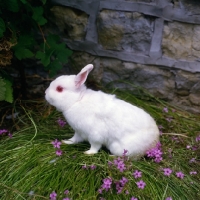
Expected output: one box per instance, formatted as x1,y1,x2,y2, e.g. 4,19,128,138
75,64,93,88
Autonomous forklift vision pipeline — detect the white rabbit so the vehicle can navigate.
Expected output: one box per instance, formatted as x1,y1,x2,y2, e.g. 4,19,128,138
45,64,159,158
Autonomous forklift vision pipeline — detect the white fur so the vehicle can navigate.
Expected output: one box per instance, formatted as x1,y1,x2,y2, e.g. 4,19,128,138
45,64,159,158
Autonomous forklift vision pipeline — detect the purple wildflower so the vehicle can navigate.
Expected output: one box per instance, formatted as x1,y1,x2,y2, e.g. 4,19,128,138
190,171,197,175
120,177,128,186
155,156,163,163
8,132,13,138
133,170,142,179
50,191,57,200
56,149,63,156
196,135,200,142
115,181,123,194
189,158,196,163
63,198,70,200
64,190,69,195
113,157,126,172
125,190,129,194
136,180,146,189
176,171,184,179
52,139,62,149
146,142,163,163
98,188,103,194
57,118,67,127
163,168,173,177
158,125,163,135
123,149,128,156
102,177,112,191
0,129,8,134
158,125,164,130
166,197,172,200
192,146,198,151
186,145,191,149
166,117,173,122
90,165,97,170
108,161,113,166
82,164,88,169
131,197,138,200
163,107,168,113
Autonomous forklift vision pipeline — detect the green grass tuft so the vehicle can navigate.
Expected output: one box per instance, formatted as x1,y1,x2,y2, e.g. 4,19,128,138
0,88,200,200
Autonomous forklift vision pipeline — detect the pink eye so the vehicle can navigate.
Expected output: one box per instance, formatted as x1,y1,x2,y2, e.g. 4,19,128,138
56,86,63,92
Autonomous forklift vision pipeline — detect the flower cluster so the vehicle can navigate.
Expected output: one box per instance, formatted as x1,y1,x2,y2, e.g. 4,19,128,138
108,149,128,172
82,164,97,170
57,118,67,127
146,142,163,163
115,177,128,194
186,134,200,154
0,129,12,138
98,150,147,199
51,139,63,156
50,190,70,200
196,135,200,142
162,168,189,179
162,107,174,122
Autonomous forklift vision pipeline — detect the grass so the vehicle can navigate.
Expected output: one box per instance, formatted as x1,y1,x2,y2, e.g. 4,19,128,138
0,87,200,200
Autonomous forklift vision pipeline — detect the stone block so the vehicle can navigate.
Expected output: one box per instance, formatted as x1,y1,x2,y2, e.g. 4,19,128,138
50,6,89,40
97,10,154,54
162,21,200,61
173,0,200,15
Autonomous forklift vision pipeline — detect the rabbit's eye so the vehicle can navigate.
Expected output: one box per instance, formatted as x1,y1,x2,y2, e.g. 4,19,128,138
56,86,63,92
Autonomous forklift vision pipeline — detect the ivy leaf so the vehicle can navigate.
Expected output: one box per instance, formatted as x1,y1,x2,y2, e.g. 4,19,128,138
17,35,35,46
14,47,34,60
12,35,35,60
35,49,54,67
0,77,6,101
40,0,46,5
46,34,60,47
4,79,13,103
46,34,73,63
47,60,63,77
32,7,47,25
56,46,73,63
0,17,6,38
5,0,19,12
20,0,27,4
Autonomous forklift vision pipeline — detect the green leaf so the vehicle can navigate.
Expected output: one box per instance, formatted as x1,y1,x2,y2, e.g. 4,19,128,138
0,77,6,101
46,34,60,47
14,47,34,60
17,35,35,47
4,79,13,103
47,60,63,77
35,49,54,67
32,6,47,25
5,0,19,12
56,47,73,63
12,35,35,60
20,0,27,4
0,17,6,38
45,34,73,63
40,0,46,5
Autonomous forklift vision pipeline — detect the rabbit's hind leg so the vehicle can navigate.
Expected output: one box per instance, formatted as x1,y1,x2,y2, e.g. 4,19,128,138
84,142,102,155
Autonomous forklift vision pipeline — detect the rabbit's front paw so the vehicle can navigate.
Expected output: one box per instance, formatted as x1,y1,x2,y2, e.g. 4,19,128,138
84,149,98,155
62,139,74,144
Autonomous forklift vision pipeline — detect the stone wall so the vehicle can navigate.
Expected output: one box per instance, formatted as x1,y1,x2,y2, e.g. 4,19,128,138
49,0,200,113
